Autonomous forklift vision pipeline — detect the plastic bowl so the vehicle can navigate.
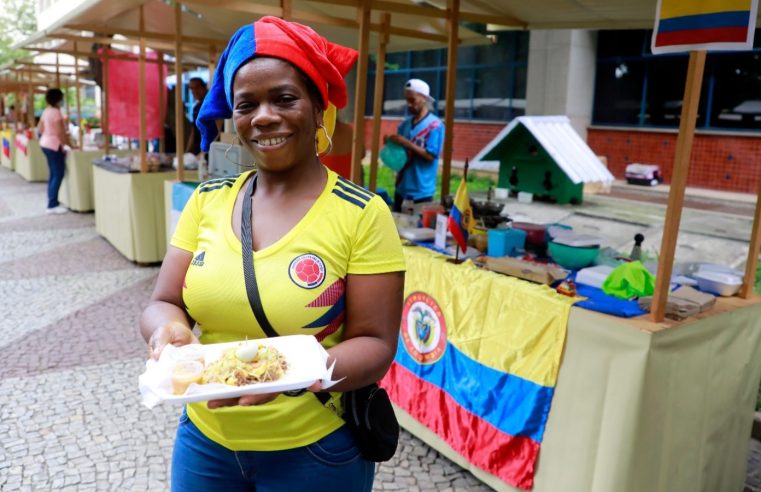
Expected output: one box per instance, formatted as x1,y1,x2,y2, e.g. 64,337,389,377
379,142,407,172
548,241,599,270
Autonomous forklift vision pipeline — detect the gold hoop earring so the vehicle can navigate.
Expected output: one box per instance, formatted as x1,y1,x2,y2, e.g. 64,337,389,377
316,124,333,157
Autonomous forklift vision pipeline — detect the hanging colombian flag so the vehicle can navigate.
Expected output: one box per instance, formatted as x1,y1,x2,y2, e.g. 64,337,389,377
382,247,577,490
448,176,472,254
2,137,10,159
652,0,759,54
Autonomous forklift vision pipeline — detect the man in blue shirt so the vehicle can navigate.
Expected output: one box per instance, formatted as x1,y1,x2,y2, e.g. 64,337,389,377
387,79,444,212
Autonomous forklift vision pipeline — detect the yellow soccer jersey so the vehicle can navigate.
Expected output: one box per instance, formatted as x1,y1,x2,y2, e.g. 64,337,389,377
170,168,405,451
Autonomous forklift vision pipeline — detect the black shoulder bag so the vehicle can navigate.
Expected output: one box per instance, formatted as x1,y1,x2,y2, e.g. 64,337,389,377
240,175,399,462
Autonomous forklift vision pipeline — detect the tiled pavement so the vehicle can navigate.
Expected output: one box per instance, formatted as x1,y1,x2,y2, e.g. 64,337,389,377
0,166,757,492
0,167,489,491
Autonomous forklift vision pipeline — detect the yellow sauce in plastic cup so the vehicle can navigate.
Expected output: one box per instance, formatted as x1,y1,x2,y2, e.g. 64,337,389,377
171,360,204,395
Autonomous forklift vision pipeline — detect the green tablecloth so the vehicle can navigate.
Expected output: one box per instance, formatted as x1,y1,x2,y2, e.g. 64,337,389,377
397,253,761,492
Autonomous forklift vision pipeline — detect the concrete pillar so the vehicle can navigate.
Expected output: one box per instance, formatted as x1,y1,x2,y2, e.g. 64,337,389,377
526,30,597,139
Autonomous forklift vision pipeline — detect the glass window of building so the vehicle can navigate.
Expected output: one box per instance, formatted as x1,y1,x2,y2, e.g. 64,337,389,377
593,29,761,131
365,31,529,122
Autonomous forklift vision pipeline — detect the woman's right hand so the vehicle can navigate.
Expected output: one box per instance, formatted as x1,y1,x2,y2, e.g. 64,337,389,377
147,321,198,360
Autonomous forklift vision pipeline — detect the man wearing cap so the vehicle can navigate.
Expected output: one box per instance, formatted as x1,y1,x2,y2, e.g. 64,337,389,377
387,78,444,212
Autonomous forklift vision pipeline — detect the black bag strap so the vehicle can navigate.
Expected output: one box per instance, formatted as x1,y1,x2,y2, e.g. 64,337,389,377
241,174,332,406
241,175,279,338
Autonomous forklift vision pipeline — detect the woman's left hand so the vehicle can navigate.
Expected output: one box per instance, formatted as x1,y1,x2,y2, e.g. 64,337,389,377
206,381,322,409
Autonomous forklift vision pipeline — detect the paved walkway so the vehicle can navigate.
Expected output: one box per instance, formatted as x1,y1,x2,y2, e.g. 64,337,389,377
0,168,489,492
0,167,757,492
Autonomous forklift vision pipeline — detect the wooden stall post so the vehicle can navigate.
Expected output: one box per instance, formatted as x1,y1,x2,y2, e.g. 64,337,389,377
13,82,21,130
208,46,215,83
14,74,20,129
26,70,33,129
55,53,60,88
174,1,186,181
440,0,460,199
64,80,69,115
650,50,706,322
139,5,148,172
350,0,371,185
368,13,390,192
741,182,761,297
158,53,165,153
103,47,110,154
281,0,292,20
74,42,83,147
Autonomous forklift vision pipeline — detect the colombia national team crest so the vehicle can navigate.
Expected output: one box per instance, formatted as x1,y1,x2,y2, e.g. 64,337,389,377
289,253,326,289
401,292,447,365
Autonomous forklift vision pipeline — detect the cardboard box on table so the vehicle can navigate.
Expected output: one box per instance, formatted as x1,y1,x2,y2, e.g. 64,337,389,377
1,129,15,170
59,149,135,212
93,161,196,263
14,135,48,182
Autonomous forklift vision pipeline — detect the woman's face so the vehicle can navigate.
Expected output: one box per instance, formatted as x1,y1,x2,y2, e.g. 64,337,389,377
232,57,322,172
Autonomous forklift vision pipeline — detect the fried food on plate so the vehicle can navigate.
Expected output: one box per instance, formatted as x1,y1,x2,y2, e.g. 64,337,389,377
202,343,287,386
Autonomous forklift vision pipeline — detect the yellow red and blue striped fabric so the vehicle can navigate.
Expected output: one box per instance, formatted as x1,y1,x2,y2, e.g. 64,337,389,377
447,178,472,255
381,247,577,490
652,0,758,53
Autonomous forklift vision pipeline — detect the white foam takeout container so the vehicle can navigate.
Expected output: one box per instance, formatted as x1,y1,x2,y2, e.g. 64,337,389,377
576,265,614,289
138,335,338,409
399,227,436,241
692,271,742,297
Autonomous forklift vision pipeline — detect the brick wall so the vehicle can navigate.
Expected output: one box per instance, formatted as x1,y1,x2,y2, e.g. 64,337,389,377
362,117,504,162
587,128,761,193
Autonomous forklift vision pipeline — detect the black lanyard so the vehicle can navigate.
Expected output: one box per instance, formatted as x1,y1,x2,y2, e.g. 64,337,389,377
241,174,279,338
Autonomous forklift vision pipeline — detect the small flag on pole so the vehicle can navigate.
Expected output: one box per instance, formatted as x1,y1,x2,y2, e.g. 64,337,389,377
448,160,473,255
652,0,759,54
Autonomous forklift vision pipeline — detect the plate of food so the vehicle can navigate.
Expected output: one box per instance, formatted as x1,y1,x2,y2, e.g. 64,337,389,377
138,335,338,408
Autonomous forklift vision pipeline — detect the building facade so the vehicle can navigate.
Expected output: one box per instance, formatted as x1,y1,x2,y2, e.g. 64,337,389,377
365,28,761,194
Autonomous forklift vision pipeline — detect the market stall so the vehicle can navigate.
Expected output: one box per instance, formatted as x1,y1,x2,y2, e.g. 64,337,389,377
1,128,15,170
92,159,196,263
13,131,48,182
10,1,761,490
59,149,136,212
385,246,761,492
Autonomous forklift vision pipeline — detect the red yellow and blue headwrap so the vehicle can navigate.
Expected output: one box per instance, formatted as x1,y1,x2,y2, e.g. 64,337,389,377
196,16,358,152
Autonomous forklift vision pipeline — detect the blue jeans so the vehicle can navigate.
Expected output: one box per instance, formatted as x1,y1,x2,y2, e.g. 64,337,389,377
171,410,375,491
41,147,66,209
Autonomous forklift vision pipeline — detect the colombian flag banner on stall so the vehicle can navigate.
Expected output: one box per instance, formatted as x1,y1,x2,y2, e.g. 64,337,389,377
652,0,759,54
381,247,577,490
448,178,472,255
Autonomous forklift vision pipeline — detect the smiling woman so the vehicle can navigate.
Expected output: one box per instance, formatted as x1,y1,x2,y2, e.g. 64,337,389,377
139,16,406,492
232,59,321,176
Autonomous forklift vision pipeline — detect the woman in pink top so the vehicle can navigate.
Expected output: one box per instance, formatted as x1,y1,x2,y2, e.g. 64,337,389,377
38,88,74,214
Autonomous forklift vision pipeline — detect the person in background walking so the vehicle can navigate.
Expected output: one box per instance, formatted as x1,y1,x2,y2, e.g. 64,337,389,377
38,88,75,214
